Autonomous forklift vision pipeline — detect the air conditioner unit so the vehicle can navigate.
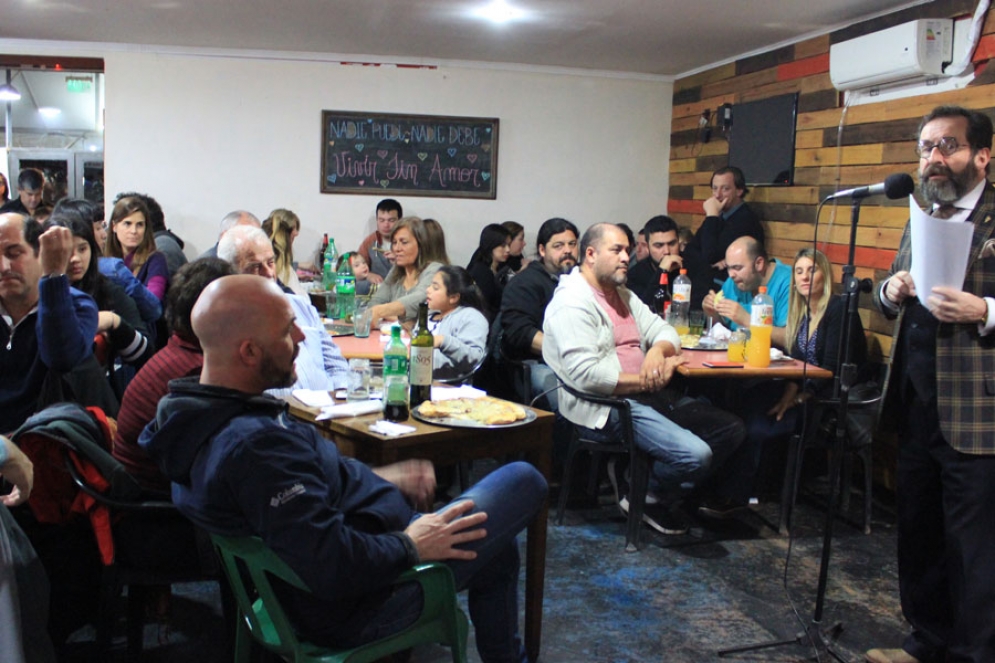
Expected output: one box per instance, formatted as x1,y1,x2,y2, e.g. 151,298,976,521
830,19,953,91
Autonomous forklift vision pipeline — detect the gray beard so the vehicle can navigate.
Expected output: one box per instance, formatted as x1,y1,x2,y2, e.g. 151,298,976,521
919,158,979,204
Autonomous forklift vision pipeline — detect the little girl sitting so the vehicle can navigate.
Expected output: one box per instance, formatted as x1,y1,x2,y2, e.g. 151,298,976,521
338,252,373,296
424,265,489,381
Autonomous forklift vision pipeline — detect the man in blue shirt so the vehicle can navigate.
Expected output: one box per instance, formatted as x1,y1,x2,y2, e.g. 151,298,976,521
0,214,98,433
702,236,791,349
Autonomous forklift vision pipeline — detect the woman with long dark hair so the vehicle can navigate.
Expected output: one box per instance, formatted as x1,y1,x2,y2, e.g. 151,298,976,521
501,220,530,276
105,195,169,304
466,223,512,315
48,212,155,371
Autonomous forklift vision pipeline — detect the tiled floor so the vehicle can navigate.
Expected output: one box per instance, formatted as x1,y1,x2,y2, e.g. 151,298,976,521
78,478,906,663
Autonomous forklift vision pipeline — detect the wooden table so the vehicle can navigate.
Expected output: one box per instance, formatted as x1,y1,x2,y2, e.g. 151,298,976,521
678,350,833,380
285,396,554,663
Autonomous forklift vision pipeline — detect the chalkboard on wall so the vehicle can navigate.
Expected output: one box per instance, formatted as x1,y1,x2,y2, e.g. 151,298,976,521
320,111,499,199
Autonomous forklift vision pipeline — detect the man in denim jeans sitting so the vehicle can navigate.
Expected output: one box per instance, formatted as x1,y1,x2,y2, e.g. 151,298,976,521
141,275,546,663
543,223,744,535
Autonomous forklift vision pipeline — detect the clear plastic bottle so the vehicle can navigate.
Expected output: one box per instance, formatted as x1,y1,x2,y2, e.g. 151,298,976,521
382,324,410,421
671,269,692,334
746,285,773,368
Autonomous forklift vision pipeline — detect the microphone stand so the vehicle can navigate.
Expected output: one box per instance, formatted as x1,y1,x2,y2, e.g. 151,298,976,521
718,195,868,661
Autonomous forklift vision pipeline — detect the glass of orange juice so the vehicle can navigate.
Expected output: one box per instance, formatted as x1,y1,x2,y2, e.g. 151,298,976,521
727,330,747,362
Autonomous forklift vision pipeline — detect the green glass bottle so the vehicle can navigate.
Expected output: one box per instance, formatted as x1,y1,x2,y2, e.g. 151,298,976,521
382,324,409,421
409,302,434,408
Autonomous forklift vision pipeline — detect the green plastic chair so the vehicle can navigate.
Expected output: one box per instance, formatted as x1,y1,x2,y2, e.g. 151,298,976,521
210,534,469,663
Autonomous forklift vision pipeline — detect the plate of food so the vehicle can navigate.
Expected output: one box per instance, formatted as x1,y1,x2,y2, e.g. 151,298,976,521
412,396,537,429
679,334,728,351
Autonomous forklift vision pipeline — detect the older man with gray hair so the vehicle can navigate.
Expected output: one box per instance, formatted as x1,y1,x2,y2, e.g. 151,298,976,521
197,209,260,260
218,225,349,396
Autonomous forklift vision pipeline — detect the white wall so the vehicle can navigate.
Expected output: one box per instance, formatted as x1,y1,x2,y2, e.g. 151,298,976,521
105,52,672,265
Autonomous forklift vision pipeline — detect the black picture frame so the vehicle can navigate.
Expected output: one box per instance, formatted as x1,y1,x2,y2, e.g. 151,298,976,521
320,111,499,199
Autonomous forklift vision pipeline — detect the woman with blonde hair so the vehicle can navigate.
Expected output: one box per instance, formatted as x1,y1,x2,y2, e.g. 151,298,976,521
105,195,169,304
422,218,451,265
717,247,871,516
369,216,443,326
262,208,305,295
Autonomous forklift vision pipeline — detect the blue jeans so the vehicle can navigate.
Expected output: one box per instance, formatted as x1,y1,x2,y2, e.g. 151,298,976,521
348,462,547,663
581,393,744,498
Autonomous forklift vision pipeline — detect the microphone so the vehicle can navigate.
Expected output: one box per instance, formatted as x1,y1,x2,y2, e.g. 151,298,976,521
825,173,915,201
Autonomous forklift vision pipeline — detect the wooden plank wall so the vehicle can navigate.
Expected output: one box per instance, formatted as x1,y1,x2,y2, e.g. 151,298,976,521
669,0,995,365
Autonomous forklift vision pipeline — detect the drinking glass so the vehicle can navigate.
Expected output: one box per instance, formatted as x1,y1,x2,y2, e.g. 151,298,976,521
689,310,706,337
353,297,373,338
324,290,337,320
727,330,747,362
346,358,372,401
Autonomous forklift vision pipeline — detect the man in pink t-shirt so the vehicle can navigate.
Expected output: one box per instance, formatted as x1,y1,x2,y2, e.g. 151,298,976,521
544,223,745,535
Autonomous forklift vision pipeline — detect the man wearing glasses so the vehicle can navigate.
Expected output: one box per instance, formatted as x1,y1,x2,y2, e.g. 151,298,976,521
869,105,995,663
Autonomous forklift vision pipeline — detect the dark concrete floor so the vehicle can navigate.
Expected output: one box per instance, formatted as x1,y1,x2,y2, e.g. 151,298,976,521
86,477,907,663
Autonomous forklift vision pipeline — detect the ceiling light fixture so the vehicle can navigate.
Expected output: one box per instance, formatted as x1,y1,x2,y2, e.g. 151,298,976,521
39,107,62,119
472,0,527,24
0,82,21,101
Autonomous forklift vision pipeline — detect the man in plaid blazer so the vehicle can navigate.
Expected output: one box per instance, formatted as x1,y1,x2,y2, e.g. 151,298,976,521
869,106,995,663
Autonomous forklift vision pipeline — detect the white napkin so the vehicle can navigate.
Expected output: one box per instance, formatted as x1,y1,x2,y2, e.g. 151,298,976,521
770,348,785,361
707,322,732,341
293,389,334,408
369,420,417,436
431,385,487,400
316,400,383,421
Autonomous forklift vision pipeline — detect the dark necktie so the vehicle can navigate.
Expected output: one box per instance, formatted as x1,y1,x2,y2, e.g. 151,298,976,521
933,204,959,219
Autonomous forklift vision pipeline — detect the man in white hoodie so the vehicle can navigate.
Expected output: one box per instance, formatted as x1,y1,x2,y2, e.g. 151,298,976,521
543,223,744,535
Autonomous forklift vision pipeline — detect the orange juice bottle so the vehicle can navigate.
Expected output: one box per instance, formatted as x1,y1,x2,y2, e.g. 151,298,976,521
746,286,773,368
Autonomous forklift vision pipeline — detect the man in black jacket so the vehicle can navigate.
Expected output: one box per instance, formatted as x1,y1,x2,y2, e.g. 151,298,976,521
683,166,764,309
499,217,579,401
626,215,683,307
141,275,547,662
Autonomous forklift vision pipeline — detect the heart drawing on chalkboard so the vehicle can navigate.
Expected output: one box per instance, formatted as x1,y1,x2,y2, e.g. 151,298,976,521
355,144,365,152
328,140,335,146
358,180,365,185
380,180,389,188
417,152,428,161
447,148,457,157
377,150,388,159
482,172,491,181
481,144,491,153
328,174,337,183
467,154,478,163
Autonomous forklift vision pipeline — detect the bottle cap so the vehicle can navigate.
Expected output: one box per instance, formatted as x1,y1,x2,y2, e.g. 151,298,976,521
679,269,687,275
759,286,767,293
